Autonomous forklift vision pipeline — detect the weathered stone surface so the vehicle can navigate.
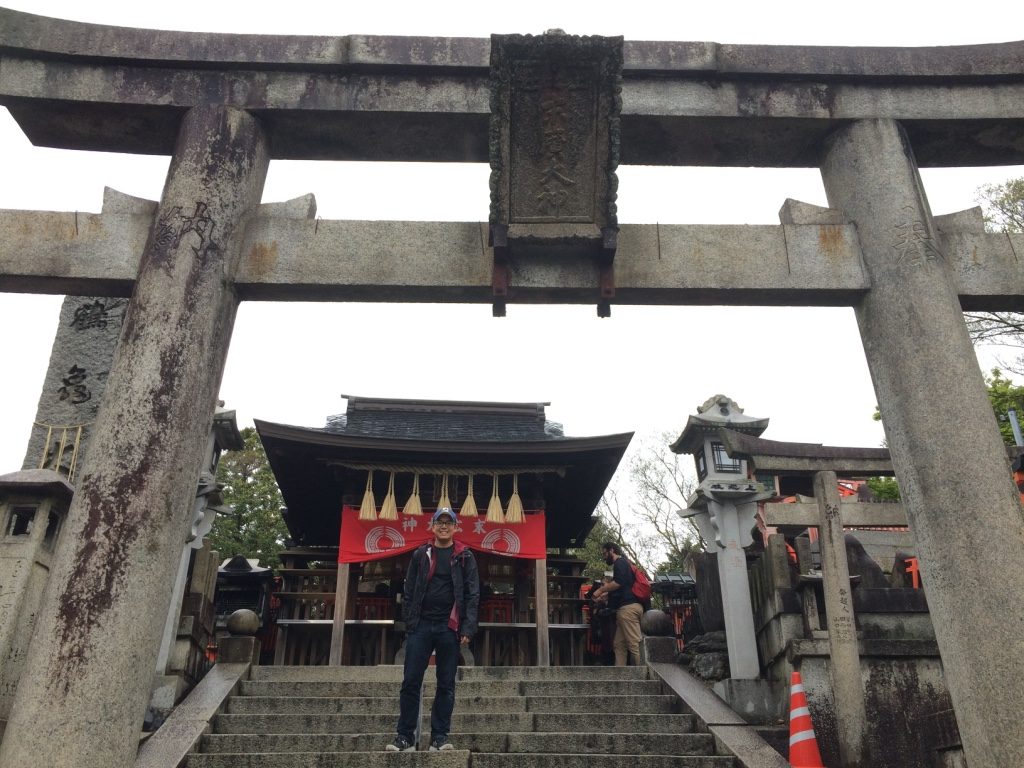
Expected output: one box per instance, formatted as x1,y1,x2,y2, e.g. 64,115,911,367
489,32,621,235
820,118,1024,768
7,206,1024,310
0,106,269,768
641,609,675,637
778,199,848,226
691,653,730,681
844,534,890,589
4,8,1024,165
226,608,261,636
20,294,124,474
812,471,867,767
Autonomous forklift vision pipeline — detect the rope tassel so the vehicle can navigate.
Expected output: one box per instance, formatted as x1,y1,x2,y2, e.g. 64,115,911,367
403,473,423,516
460,474,479,517
379,471,398,520
358,470,377,521
505,473,524,524
485,473,505,523
438,473,453,511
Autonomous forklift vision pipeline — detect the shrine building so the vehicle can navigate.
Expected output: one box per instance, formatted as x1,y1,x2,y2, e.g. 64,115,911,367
255,395,632,667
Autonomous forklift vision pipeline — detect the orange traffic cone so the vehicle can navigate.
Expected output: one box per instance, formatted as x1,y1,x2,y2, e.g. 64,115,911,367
788,670,825,767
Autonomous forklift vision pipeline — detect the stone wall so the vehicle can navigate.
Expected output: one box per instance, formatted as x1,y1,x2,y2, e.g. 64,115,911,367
750,534,960,768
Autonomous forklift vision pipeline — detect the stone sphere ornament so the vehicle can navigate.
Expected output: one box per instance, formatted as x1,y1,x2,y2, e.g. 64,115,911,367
640,608,674,637
226,608,260,636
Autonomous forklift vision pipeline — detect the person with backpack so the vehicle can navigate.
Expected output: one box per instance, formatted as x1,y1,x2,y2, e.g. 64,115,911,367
591,542,645,666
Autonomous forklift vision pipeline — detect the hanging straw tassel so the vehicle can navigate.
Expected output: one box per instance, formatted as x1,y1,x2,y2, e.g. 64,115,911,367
460,474,479,518
358,470,377,520
505,473,524,524
485,473,505,523
403,473,424,516
437,473,453,511
379,471,399,520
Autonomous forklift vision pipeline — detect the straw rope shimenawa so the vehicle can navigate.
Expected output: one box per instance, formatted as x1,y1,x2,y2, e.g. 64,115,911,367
460,474,479,518
402,473,424,516
358,469,377,520
505,473,524,524
437,473,452,511
486,474,505,523
343,466,541,523
379,471,399,520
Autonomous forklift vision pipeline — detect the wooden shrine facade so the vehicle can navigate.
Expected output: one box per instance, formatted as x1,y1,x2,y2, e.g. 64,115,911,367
256,395,632,666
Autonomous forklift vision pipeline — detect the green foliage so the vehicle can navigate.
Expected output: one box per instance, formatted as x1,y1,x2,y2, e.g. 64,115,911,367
209,427,288,569
983,368,1024,446
574,432,700,580
869,368,1024,501
577,516,620,580
965,178,1024,360
977,178,1024,233
866,476,900,501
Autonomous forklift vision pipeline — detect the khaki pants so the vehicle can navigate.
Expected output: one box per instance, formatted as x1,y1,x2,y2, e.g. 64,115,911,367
614,602,644,666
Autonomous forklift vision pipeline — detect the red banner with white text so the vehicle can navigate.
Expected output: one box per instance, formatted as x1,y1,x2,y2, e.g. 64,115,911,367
337,506,547,563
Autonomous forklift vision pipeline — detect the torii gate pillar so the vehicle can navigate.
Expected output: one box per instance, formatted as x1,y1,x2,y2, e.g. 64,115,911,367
821,119,1024,768
0,106,269,768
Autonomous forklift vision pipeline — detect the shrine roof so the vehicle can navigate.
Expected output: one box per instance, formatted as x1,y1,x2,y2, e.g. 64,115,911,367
322,395,564,442
254,397,633,549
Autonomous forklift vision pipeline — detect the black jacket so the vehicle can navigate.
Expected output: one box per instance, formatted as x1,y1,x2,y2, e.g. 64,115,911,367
401,540,480,638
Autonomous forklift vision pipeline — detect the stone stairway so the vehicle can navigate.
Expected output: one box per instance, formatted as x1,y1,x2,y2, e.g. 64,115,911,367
183,665,739,767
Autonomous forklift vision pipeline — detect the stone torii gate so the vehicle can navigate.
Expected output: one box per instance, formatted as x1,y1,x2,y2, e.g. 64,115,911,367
2,9,1024,768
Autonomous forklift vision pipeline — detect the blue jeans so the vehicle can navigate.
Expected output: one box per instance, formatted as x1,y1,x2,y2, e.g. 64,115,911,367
396,619,459,742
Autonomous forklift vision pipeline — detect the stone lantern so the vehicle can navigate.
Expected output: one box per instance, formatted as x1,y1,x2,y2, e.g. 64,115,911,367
671,395,772,680
0,469,73,737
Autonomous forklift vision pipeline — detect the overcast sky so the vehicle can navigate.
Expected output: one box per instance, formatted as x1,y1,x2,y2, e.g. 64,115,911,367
2,1,1022,477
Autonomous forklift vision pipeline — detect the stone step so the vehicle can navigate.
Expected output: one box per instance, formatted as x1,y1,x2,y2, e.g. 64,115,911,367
185,752,470,768
465,756,735,768
212,712,701,735
201,732,716,755
185,753,733,768
213,712,534,734
248,665,651,683
238,679,665,698
227,694,682,715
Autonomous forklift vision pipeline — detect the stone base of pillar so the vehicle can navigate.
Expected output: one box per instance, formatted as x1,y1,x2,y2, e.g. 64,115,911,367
643,636,678,663
217,637,260,665
712,678,787,725
148,674,188,714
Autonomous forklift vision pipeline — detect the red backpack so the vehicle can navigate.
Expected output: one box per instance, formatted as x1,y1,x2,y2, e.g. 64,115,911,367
630,562,652,604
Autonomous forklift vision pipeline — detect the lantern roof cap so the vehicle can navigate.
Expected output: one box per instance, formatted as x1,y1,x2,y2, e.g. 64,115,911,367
0,468,75,499
670,394,769,455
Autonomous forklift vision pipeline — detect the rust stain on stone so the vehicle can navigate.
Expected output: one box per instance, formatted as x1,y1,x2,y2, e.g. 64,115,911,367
247,241,279,278
51,311,192,695
52,436,156,695
818,225,846,261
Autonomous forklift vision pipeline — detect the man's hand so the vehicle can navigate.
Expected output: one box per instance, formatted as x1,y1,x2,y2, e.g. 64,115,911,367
460,635,471,645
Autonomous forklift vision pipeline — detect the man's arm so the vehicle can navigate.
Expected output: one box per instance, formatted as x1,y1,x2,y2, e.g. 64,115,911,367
461,552,480,641
402,549,421,622
592,580,621,600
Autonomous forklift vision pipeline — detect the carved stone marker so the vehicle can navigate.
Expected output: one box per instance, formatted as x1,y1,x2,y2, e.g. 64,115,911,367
488,31,622,316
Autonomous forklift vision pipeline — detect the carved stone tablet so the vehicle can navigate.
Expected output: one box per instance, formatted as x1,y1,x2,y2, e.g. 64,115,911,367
489,31,622,250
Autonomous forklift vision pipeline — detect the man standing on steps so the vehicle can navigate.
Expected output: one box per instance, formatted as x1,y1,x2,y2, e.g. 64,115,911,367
591,542,642,666
386,507,480,752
